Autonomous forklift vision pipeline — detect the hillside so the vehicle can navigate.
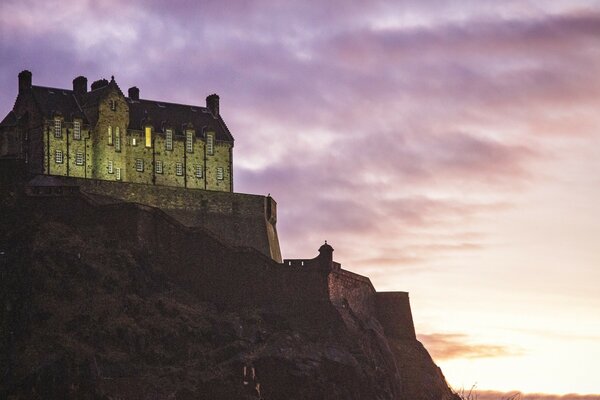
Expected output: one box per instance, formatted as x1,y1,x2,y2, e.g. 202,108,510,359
0,169,459,399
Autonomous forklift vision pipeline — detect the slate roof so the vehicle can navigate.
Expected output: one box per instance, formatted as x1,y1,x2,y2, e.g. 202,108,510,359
0,111,17,127
31,86,86,121
128,99,233,142
21,81,233,143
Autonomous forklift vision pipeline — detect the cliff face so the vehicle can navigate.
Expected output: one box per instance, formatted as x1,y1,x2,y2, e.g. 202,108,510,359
0,173,458,400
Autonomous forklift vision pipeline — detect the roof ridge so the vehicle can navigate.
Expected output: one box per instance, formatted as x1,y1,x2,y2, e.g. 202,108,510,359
32,85,73,93
132,97,208,110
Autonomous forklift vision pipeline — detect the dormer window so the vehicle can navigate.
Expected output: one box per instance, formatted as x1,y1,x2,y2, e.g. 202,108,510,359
206,133,214,155
145,127,152,147
186,130,194,153
54,119,62,138
73,121,81,140
165,129,173,151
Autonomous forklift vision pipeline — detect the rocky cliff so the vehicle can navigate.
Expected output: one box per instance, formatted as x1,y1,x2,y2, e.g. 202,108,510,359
0,169,459,400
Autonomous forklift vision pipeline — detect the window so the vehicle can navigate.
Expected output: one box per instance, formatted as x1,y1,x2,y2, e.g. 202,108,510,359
110,100,116,111
155,160,163,174
54,119,62,138
73,121,81,140
115,168,121,180
136,158,144,172
206,133,214,155
75,151,84,165
131,137,137,146
108,160,114,174
115,127,121,152
176,162,183,176
195,165,203,178
108,126,113,145
55,150,63,164
216,167,224,180
186,130,193,153
165,129,173,151
145,127,152,147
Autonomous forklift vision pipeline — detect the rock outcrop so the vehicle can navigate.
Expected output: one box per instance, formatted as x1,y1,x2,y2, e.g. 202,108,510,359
0,167,458,399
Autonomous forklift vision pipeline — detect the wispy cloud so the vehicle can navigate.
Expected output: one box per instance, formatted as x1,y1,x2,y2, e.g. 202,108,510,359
418,333,522,360
471,391,600,400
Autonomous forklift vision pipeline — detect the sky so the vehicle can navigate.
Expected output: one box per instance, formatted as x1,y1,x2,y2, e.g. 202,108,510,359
1,0,600,396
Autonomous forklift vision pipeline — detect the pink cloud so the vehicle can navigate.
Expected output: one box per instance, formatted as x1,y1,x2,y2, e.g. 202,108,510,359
418,333,523,361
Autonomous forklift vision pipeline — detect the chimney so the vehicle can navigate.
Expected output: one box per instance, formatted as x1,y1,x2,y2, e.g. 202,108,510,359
206,94,219,117
73,76,87,95
90,78,109,91
18,70,32,94
128,86,139,100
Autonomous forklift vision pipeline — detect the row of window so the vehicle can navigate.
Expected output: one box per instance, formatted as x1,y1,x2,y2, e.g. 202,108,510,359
131,159,224,179
54,150,84,165
55,149,224,180
54,120,215,156
142,127,214,154
54,149,225,181
53,119,82,140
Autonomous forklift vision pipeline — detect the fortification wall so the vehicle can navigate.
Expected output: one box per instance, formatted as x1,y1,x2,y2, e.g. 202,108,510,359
328,269,376,320
42,176,282,262
29,193,327,311
375,292,416,340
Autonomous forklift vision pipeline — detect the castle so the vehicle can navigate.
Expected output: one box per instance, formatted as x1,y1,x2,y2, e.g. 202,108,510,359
0,70,418,344
0,70,232,191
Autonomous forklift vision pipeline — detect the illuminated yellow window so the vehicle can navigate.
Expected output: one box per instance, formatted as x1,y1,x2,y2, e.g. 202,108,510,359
145,127,152,147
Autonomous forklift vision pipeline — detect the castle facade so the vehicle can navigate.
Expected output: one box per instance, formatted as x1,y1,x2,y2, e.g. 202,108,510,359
0,70,233,192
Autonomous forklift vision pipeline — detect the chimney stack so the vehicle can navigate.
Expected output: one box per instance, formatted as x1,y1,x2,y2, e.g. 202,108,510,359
18,70,32,94
206,94,219,117
73,76,88,95
128,86,139,100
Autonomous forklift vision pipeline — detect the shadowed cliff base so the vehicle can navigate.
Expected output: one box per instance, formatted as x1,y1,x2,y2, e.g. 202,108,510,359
0,166,458,399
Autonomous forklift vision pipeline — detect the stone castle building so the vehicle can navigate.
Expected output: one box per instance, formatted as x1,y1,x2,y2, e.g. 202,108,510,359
0,70,232,191
1,70,420,352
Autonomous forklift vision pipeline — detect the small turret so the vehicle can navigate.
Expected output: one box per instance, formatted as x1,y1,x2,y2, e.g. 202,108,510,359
318,241,334,270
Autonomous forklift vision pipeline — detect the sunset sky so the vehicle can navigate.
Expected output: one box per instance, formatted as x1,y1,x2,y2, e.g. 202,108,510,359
1,0,599,396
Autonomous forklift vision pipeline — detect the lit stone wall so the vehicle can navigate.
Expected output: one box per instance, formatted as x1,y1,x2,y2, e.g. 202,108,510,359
38,88,232,192
48,176,281,262
43,120,92,179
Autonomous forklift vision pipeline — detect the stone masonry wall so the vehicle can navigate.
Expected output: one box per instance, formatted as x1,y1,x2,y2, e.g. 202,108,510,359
47,176,282,262
328,269,376,320
375,292,417,340
27,193,324,310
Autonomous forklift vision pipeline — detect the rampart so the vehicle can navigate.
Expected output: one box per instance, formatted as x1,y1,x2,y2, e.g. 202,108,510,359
32,175,282,262
284,246,416,341
14,169,417,344
376,292,417,340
